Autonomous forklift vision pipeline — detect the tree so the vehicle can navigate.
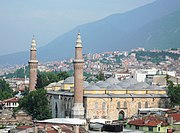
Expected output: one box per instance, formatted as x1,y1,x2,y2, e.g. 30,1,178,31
19,88,51,120
36,71,71,88
57,71,70,80
36,72,59,88
0,79,13,100
96,71,105,81
167,75,180,107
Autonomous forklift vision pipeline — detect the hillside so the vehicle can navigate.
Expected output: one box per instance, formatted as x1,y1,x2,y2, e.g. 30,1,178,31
127,10,180,49
0,0,180,65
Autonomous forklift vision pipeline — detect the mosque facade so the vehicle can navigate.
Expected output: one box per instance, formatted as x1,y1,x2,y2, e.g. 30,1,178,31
47,76,168,120
46,33,168,120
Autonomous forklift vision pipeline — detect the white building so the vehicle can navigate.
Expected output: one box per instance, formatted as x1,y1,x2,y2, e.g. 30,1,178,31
134,68,176,83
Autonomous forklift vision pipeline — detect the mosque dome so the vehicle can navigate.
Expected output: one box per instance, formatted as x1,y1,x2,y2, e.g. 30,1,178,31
123,78,138,85
117,81,130,88
127,82,150,90
83,81,89,88
105,77,120,85
137,82,150,88
64,76,74,84
47,82,57,87
85,85,102,90
146,86,165,90
96,81,110,88
107,84,123,90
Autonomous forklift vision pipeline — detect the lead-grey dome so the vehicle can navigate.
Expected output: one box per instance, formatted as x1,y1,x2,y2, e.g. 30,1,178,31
83,81,89,88
96,81,110,88
47,82,57,87
64,76,74,84
107,84,123,90
106,77,120,84
127,82,150,90
117,81,130,88
137,82,150,88
123,78,138,85
146,86,165,90
85,85,102,90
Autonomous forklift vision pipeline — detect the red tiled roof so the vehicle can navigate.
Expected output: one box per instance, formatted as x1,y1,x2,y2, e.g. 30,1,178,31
169,113,180,122
47,130,58,133
59,125,74,133
16,125,32,130
3,97,19,103
128,116,168,127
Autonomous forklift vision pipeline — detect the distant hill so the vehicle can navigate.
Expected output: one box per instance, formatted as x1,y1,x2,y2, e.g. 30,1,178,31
127,10,180,49
0,0,180,65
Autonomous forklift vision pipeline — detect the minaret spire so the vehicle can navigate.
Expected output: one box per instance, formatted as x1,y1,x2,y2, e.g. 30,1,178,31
29,36,38,91
72,32,85,118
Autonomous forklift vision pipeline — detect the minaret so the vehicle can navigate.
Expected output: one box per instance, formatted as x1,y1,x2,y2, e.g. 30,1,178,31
28,36,38,91
72,32,84,118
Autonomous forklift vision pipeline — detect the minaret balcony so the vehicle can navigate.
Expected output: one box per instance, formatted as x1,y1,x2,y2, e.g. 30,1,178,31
73,59,84,63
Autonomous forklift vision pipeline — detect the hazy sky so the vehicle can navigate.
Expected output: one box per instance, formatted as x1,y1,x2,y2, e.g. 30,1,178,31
0,0,156,55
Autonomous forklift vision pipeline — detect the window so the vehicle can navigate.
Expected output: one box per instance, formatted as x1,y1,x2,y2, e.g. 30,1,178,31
138,102,141,108
145,101,148,108
135,125,139,130
148,127,153,131
117,101,120,109
124,101,127,108
95,102,98,110
102,102,106,110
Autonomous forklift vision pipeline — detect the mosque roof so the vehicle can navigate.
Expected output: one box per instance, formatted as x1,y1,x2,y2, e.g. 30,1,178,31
107,84,123,90
96,81,110,88
146,86,166,90
83,81,89,88
47,82,57,87
127,82,150,90
105,77,120,84
85,85,103,90
64,76,74,84
123,78,138,85
117,81,131,88
83,94,168,98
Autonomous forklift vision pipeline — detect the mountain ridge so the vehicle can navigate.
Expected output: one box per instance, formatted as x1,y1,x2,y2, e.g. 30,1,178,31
0,0,180,65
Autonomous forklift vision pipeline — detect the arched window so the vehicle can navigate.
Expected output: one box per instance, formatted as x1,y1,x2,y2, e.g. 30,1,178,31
102,102,106,110
55,102,58,118
95,102,98,110
138,102,141,108
117,101,120,108
124,101,127,108
145,101,148,108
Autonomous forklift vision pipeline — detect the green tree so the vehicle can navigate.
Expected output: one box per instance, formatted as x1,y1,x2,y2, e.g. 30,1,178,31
19,88,51,120
0,79,13,100
57,71,70,80
36,72,59,88
96,71,105,81
167,75,180,107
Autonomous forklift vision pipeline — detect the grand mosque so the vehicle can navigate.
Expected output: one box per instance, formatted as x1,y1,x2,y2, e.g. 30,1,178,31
29,33,168,120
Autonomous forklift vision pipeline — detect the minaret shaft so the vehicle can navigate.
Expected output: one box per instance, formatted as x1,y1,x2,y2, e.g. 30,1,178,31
72,33,85,118
29,37,38,91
